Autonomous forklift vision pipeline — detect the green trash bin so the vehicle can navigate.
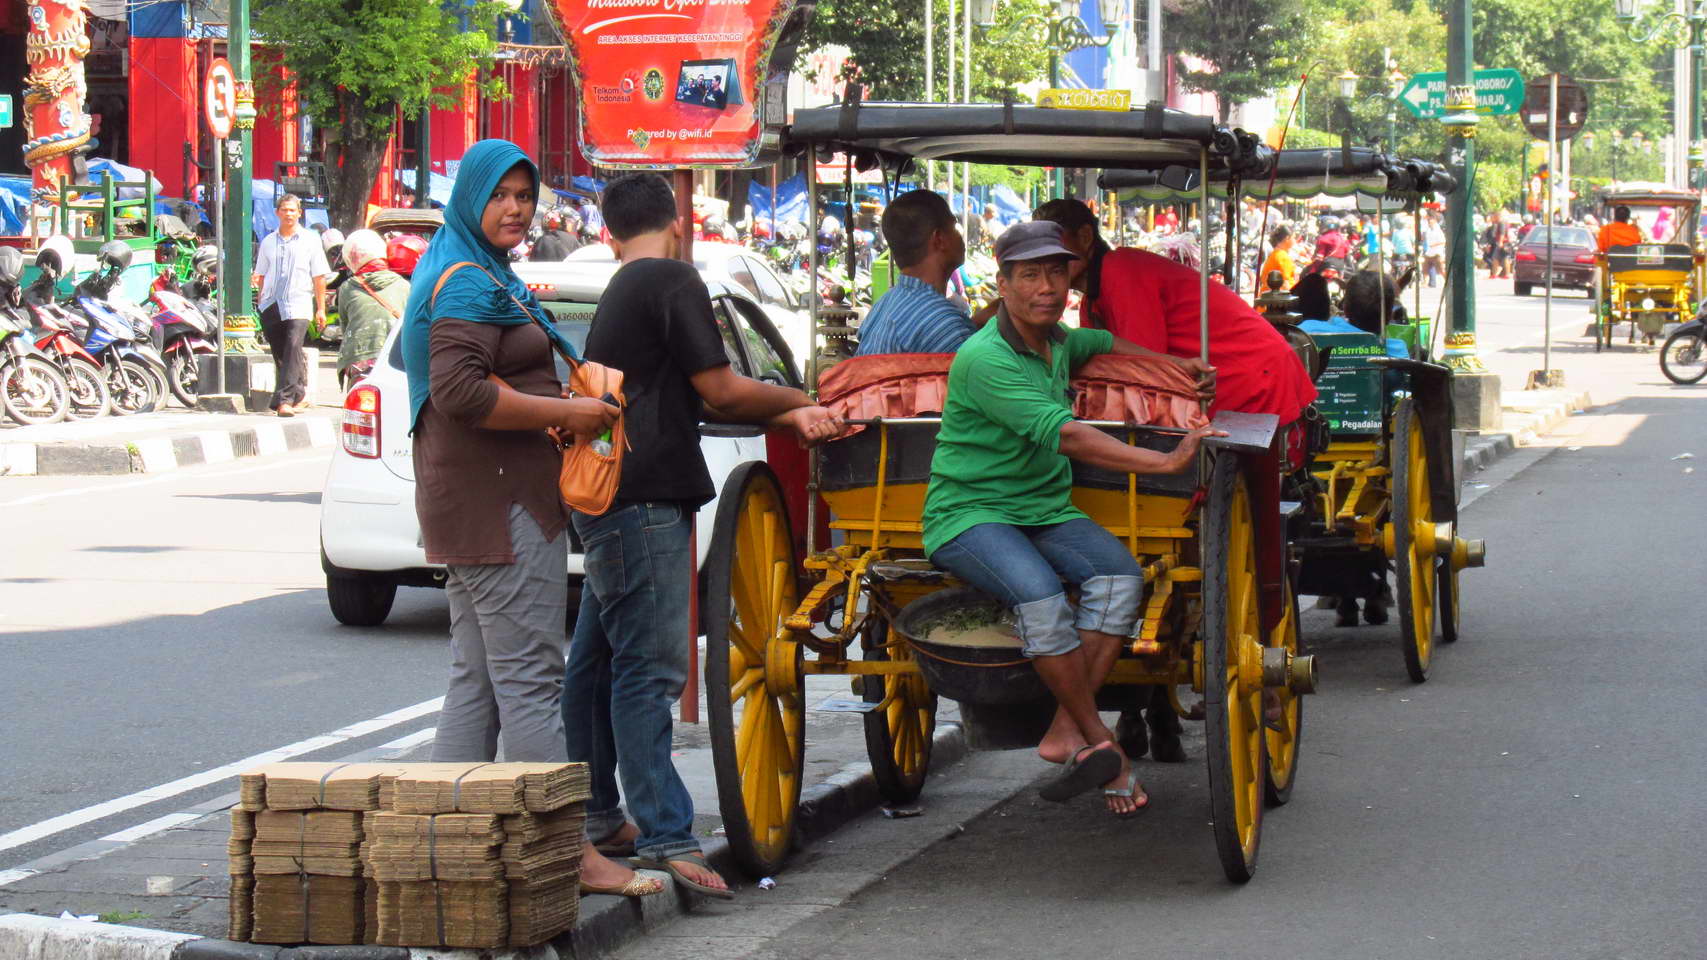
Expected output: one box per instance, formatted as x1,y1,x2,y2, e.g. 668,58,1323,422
871,249,896,300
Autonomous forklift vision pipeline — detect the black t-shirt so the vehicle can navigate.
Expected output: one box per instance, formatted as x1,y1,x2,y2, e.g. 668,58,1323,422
584,258,730,505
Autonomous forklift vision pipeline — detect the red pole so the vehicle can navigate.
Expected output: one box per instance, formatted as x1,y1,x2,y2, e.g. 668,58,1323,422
683,520,700,724
677,166,699,726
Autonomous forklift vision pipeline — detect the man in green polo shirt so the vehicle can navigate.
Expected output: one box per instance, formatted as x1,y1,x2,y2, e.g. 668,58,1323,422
923,220,1221,817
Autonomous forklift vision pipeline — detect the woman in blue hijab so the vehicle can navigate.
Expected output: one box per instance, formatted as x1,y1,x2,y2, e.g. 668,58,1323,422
402,140,653,898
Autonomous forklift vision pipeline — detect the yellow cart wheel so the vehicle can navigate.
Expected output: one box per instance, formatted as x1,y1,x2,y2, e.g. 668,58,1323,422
1438,559,1461,645
1201,454,1266,883
703,462,805,878
1262,584,1303,807
860,618,938,805
1392,399,1437,683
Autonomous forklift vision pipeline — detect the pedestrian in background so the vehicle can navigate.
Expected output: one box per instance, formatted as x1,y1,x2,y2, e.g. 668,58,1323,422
251,192,330,416
399,139,656,899
1422,212,1446,288
531,210,580,261
334,229,407,389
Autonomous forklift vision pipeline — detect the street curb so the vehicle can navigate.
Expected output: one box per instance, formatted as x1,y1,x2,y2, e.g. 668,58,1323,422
1,414,337,477
1457,389,1591,480
1,722,969,960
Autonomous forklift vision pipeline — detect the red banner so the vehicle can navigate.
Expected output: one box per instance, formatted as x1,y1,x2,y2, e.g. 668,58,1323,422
546,0,800,168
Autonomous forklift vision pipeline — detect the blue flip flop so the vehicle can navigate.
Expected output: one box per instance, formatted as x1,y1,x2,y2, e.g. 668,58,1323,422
1039,744,1122,803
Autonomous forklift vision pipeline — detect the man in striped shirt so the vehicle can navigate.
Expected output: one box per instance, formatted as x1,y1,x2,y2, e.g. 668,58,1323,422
856,189,995,355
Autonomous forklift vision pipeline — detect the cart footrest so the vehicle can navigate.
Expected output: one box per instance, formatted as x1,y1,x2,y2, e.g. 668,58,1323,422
868,559,952,584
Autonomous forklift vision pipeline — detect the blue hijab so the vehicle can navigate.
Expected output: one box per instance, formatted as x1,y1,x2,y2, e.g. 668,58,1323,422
401,139,582,429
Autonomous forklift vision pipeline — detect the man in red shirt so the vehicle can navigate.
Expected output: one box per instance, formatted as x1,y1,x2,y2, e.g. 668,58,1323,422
1033,198,1316,427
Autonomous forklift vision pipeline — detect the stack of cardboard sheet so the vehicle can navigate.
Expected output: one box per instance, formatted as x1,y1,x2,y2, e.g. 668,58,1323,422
248,810,365,943
231,762,412,945
227,809,254,942
371,763,590,949
389,762,589,816
229,761,589,949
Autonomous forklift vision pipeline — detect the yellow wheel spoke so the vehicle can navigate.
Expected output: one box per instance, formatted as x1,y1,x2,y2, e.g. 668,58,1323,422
729,666,764,704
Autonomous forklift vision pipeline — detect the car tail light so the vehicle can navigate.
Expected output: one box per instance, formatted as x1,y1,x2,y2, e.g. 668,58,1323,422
525,282,556,293
1575,253,1596,264
342,384,381,459
1514,249,1537,261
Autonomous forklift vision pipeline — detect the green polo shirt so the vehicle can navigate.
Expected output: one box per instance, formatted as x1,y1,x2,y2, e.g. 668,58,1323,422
922,311,1114,557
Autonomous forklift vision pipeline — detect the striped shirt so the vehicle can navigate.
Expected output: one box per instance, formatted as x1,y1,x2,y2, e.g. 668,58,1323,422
854,274,977,356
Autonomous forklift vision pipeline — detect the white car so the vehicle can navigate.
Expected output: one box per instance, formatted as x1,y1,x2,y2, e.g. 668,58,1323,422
566,240,809,360
319,259,806,626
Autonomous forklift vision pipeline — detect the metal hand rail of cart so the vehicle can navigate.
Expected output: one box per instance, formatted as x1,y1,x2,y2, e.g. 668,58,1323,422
1590,183,1703,351
698,97,1321,886
1105,148,1486,684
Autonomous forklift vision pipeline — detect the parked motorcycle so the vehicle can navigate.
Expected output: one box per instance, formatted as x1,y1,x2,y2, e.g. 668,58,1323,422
0,246,72,425
150,289,218,406
39,240,165,415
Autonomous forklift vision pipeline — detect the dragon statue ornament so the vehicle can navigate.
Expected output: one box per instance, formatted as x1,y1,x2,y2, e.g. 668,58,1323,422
22,0,92,194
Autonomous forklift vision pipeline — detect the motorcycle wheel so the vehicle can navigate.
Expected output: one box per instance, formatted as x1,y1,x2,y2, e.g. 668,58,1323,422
64,357,113,419
1659,327,1707,385
138,362,168,414
1,356,71,425
107,358,160,416
167,352,200,407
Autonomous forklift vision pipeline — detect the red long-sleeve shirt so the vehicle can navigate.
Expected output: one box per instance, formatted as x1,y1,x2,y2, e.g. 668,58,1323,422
1083,248,1317,425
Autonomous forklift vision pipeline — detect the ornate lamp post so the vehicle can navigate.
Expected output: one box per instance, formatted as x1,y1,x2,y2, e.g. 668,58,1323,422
1615,0,1705,182
988,0,1121,196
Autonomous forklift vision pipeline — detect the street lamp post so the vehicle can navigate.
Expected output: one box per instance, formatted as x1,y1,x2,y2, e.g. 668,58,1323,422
1615,0,1705,182
1440,0,1501,431
988,0,1120,197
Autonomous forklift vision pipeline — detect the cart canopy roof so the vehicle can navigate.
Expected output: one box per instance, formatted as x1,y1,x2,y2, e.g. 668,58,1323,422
782,99,1271,177
1595,182,1701,208
1098,148,1456,202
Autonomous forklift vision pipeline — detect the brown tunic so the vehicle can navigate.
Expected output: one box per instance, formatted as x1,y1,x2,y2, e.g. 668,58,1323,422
413,318,568,565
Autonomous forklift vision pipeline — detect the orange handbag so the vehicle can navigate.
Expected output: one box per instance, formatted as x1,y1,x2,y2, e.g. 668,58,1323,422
431,262,627,515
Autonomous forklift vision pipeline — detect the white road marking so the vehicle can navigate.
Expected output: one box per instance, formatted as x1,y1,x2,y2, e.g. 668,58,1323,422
0,869,37,885
101,812,202,844
0,450,326,509
0,696,442,855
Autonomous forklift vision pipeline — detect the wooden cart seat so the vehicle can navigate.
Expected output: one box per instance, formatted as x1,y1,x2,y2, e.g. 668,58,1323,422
819,352,1209,494
1606,243,1694,278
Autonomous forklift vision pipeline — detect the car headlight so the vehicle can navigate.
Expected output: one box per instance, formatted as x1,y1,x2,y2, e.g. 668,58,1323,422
1642,298,1657,311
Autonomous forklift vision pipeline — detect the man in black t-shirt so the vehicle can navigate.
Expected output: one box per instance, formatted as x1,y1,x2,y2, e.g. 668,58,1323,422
564,173,840,900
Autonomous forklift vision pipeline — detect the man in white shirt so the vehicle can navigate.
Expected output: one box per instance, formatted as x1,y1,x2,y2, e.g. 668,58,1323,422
1421,212,1447,289
251,193,331,416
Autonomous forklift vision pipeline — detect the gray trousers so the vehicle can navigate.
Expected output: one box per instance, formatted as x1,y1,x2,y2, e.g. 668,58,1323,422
431,504,568,763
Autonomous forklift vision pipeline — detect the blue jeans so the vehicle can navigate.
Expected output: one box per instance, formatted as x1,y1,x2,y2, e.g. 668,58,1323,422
929,518,1143,657
564,500,699,861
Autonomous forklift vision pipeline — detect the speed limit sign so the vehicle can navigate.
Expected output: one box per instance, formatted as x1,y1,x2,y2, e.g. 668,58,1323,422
205,58,236,139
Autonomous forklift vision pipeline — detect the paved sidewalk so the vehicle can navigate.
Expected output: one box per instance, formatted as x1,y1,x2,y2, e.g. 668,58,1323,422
0,667,966,960
0,354,345,476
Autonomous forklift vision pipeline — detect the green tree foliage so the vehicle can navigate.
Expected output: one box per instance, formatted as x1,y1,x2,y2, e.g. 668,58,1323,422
1168,0,1319,123
253,0,512,230
796,0,1051,102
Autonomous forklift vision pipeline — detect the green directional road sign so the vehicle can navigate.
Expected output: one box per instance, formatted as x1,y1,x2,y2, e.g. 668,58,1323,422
0,94,12,130
1399,68,1524,120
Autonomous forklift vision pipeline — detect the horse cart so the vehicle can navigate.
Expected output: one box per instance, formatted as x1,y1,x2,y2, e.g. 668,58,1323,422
1106,146,1487,683
699,99,1326,885
1592,183,1703,351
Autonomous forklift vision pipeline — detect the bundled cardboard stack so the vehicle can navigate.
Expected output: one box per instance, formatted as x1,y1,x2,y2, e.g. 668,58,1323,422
233,762,413,945
369,763,590,949
229,761,589,950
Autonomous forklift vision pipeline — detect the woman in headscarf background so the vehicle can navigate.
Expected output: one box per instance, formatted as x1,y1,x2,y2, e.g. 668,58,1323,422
334,228,406,388
401,139,656,898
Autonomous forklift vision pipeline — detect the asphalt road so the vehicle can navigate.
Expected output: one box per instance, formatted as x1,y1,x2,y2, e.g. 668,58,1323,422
625,280,1707,959
0,448,451,871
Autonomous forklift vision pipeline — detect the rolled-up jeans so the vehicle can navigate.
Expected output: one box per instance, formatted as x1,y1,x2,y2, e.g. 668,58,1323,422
563,500,699,862
929,518,1143,658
